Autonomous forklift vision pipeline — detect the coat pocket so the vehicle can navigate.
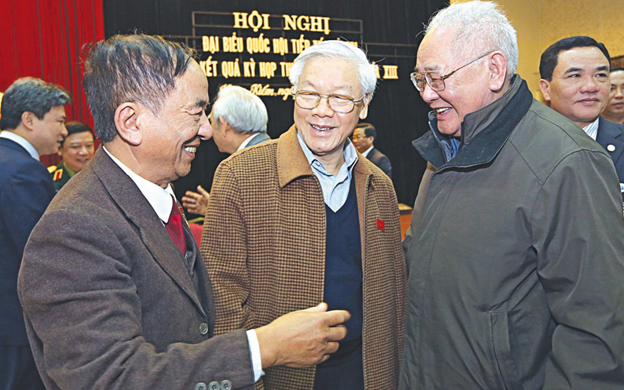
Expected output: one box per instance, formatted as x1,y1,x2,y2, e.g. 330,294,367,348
489,311,524,390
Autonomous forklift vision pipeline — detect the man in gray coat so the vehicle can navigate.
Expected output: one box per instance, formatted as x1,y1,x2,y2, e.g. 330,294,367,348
18,34,349,390
401,1,624,389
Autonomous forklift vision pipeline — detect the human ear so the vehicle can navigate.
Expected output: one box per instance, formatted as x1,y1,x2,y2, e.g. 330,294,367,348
488,52,508,92
114,103,142,146
359,95,370,120
539,79,552,103
21,111,36,130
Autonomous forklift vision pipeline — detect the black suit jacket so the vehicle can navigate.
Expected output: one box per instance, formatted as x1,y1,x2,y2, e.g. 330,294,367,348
597,117,624,201
0,137,55,346
367,147,392,179
18,148,255,389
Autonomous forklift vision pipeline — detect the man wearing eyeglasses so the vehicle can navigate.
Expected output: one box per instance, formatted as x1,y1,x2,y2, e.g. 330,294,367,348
202,40,406,390
401,2,624,389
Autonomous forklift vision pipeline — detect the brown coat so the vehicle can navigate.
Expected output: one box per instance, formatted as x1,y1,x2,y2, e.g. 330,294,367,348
18,149,255,390
202,126,407,390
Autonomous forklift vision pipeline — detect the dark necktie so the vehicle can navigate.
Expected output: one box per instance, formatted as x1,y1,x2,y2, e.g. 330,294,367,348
165,196,186,254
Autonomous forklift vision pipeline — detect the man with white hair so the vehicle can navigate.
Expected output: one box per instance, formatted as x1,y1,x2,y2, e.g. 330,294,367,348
202,40,406,389
182,85,270,215
402,1,624,389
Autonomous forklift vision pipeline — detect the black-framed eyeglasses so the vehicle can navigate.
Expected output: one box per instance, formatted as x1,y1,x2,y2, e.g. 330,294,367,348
410,51,494,92
292,90,366,114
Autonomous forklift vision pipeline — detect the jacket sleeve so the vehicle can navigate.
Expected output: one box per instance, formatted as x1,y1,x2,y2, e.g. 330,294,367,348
201,163,253,334
18,209,255,390
2,161,54,257
532,149,624,388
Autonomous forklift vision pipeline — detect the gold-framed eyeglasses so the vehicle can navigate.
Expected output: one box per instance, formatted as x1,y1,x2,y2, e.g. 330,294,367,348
292,90,366,114
410,51,494,92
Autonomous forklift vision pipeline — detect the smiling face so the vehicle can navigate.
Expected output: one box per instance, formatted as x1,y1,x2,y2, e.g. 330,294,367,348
604,70,624,123
539,46,610,128
58,131,95,172
30,105,68,156
139,60,212,187
293,57,368,168
415,28,495,137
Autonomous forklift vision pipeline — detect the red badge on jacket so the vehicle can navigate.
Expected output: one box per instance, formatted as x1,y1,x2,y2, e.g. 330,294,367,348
376,218,385,231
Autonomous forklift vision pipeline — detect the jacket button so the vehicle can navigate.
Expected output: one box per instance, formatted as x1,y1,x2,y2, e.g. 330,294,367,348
199,322,209,335
220,380,232,390
208,381,220,390
195,383,207,390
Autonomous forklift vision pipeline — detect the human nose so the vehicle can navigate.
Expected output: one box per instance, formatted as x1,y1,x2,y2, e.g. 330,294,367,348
580,76,600,93
615,86,624,98
198,110,213,141
420,82,439,104
61,123,68,137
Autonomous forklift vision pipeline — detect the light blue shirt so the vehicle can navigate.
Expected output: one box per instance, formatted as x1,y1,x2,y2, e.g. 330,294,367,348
296,131,358,212
0,131,39,159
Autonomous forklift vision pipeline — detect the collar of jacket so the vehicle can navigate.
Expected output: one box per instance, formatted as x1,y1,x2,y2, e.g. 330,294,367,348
413,75,533,171
277,125,373,188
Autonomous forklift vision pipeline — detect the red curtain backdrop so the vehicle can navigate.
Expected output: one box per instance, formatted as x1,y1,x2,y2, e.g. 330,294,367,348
0,0,104,167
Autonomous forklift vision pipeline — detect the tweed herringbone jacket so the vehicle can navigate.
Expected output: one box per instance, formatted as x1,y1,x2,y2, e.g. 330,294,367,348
202,126,407,390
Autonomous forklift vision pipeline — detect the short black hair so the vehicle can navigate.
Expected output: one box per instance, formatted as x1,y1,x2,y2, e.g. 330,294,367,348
611,66,624,73
0,77,71,130
82,34,194,142
61,120,94,147
540,36,611,81
356,122,377,140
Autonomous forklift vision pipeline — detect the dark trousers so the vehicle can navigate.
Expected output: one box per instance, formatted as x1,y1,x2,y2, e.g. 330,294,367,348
0,345,45,390
313,339,364,390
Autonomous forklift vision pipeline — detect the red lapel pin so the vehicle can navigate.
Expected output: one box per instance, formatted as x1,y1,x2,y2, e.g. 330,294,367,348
376,218,385,231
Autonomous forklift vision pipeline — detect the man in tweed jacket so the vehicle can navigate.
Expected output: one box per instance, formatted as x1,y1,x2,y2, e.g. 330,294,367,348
202,41,407,390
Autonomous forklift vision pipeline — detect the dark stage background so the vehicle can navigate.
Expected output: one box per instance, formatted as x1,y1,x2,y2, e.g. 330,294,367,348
103,0,448,217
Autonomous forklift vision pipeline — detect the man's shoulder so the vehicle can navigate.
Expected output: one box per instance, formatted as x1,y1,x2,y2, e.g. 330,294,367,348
506,100,611,179
222,138,279,171
515,100,607,154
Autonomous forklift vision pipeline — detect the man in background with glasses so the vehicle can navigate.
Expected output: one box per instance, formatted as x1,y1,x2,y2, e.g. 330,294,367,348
202,40,406,390
401,1,624,389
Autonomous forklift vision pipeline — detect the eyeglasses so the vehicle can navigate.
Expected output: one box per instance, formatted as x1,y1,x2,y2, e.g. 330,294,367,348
292,90,366,114
410,51,494,92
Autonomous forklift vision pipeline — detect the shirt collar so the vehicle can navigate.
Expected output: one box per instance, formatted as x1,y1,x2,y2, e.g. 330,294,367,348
103,146,175,223
582,117,600,141
296,131,358,173
361,145,374,157
0,131,39,159
237,132,261,152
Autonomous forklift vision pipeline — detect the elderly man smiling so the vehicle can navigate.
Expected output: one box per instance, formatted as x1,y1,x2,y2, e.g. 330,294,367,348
401,1,624,389
202,40,406,390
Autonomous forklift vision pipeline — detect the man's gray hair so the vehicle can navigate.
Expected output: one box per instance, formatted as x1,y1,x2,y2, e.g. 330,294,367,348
212,86,268,134
0,77,71,130
289,40,377,101
426,1,518,80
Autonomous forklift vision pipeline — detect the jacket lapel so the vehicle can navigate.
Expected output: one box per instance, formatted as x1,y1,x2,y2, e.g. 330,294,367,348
90,149,205,313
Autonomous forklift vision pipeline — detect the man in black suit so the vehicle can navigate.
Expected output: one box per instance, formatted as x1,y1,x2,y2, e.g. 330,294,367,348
351,122,392,178
540,36,624,204
18,34,349,390
0,77,71,390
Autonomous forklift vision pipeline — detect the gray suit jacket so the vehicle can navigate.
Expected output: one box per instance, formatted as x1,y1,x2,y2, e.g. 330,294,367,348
246,132,271,148
18,148,255,390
